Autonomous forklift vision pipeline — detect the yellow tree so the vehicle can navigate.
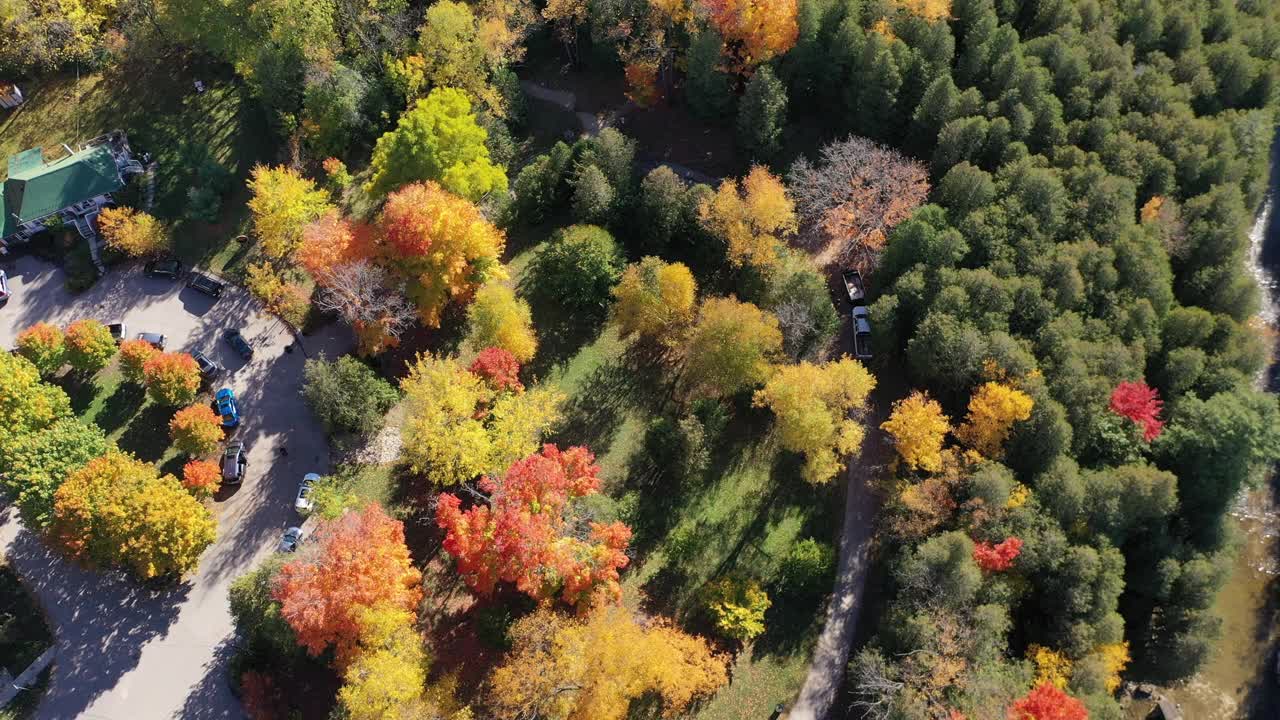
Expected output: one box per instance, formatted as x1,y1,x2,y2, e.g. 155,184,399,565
169,404,225,456
378,181,506,326
684,297,783,398
247,164,334,258
0,352,71,440
487,605,728,720
611,257,697,343
97,206,170,257
64,319,117,374
697,0,798,73
698,167,797,275
956,381,1034,458
894,0,950,22
465,283,537,362
338,604,429,720
881,391,950,473
15,322,67,377
753,356,877,483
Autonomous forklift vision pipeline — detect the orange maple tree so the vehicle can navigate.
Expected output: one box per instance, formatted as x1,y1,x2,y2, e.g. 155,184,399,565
436,444,632,607
118,338,160,385
142,352,202,406
170,404,224,456
469,346,524,392
1007,682,1089,720
181,460,222,499
297,210,372,281
973,536,1023,573
271,503,423,667
698,0,798,73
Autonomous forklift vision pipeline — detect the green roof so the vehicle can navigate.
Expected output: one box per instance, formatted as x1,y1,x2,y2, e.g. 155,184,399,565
2,146,123,238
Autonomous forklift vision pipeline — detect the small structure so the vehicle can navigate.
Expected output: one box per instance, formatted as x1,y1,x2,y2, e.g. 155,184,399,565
0,84,22,109
1,132,144,266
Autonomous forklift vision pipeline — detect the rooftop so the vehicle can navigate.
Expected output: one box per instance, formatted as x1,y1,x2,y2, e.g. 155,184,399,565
2,145,123,238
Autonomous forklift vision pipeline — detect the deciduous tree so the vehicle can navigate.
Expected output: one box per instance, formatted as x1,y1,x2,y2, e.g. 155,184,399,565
0,353,71,438
465,283,537,362
436,444,631,606
754,356,877,483
143,352,202,407
0,418,107,528
700,576,772,641
302,355,400,437
377,181,506,326
97,206,170,257
956,382,1034,458
1007,682,1088,720
972,536,1022,573
247,165,334,259
313,260,416,356
882,391,950,473
683,297,782,398
469,347,523,392
337,604,429,720
16,322,66,377
181,459,222,499
1109,381,1164,441
611,257,698,343
272,504,423,667
524,225,623,324
119,339,160,385
698,0,798,73
365,88,508,201
170,404,225,457
64,319,117,374
244,260,312,328
699,167,797,273
487,605,728,720
297,210,371,280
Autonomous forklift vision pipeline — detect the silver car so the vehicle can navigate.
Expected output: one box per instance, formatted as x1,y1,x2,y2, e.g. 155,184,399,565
279,527,303,553
294,473,320,515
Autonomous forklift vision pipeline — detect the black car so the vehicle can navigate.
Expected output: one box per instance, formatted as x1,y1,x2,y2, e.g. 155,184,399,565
136,332,167,350
192,351,222,383
223,328,253,359
222,441,247,485
187,271,226,298
107,322,126,343
144,258,182,280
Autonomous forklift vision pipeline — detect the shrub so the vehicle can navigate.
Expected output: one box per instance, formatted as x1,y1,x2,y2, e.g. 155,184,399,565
119,339,160,385
143,352,201,406
302,355,399,437
16,322,66,376
170,404,225,456
524,225,623,323
181,459,222,499
701,576,771,641
779,538,836,598
64,319,117,374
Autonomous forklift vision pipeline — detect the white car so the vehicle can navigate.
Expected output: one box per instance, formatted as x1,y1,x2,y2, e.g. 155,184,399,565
0,269,8,301
294,473,320,514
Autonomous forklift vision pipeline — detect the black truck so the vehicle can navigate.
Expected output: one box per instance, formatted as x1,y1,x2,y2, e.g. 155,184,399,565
187,271,226,298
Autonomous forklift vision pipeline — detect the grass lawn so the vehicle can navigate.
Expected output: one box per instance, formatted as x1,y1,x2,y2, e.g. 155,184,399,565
0,54,275,275
60,362,186,477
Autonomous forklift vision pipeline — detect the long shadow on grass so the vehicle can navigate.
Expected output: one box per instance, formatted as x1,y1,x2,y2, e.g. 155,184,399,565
94,383,146,434
117,404,174,462
53,374,102,416
551,346,669,452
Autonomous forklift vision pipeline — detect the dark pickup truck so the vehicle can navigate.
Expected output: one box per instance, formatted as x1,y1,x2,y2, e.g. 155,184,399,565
852,306,872,361
842,269,866,304
187,271,226,298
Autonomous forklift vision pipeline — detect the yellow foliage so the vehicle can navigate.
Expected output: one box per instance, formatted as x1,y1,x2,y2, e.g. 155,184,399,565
338,605,428,720
881,391,950,473
244,261,311,328
1140,195,1165,224
698,167,797,275
894,0,950,22
1005,483,1030,509
955,382,1033,458
97,206,169,257
754,356,877,483
1028,644,1073,690
487,605,728,720
611,257,698,342
1095,641,1130,693
466,283,537,362
247,165,334,258
871,18,895,40
684,297,783,398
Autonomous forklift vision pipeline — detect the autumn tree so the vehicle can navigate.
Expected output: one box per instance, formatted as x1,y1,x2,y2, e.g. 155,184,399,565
465,283,537,362
16,322,67,376
1109,380,1164,441
247,165,334,259
487,605,728,720
314,260,417,356
51,451,216,578
118,338,160,385
436,444,631,606
895,0,951,22
542,0,590,62
170,404,225,456
754,356,877,483
698,0,798,73
611,257,698,344
0,417,108,528
0,353,71,440
972,537,1023,573
956,382,1034,458
143,352,202,406
1007,683,1089,720
365,88,508,201
97,206,169,257
699,167,798,274
881,391,950,473
272,504,423,667
700,576,772,641
337,604,429,720
377,181,506,326
683,297,783,398
788,136,930,268
64,319,117,374
469,347,523,392
244,260,312,328
181,459,222,499
297,210,371,280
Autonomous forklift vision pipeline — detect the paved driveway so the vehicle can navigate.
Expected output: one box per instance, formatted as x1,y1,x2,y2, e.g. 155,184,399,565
0,255,351,719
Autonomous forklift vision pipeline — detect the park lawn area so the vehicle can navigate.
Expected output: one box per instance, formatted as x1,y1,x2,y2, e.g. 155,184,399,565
0,564,52,677
61,362,185,476
0,57,274,272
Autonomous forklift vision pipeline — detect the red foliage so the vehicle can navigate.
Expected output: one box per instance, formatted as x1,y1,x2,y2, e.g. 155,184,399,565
271,504,423,667
1007,682,1089,720
468,346,523,392
181,460,222,497
973,536,1023,573
436,444,632,607
240,671,288,720
1108,381,1164,442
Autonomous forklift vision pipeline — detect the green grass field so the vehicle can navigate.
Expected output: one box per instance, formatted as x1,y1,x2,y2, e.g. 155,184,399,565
61,362,184,476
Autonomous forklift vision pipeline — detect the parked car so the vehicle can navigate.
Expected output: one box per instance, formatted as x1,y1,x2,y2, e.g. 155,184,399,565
223,328,253,359
144,257,182,280
187,271,226,298
215,387,240,427
852,306,872,360
222,440,247,485
295,473,320,514
136,332,166,350
279,526,303,553
192,351,222,384
0,269,8,301
842,269,866,305
107,322,126,343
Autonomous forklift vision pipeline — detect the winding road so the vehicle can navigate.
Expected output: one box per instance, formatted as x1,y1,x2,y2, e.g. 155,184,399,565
0,254,350,719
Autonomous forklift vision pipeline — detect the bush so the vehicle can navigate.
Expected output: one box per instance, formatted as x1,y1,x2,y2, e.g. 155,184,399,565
16,323,66,377
524,225,623,323
302,355,399,438
64,319,117,374
701,576,772,641
778,538,836,599
170,404,225,456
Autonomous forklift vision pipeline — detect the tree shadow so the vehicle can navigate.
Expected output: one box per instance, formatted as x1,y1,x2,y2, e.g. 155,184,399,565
95,383,146,434
158,454,186,480
117,404,175,463
52,374,101,416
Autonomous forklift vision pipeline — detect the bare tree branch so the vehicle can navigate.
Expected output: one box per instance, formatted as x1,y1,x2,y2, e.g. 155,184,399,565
313,260,415,344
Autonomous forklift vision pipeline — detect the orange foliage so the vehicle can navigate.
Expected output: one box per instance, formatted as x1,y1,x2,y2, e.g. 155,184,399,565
272,504,423,668
624,60,661,107
1007,683,1089,720
181,460,222,499
118,338,160,384
297,210,372,282
142,352,202,406
169,404,225,457
972,536,1023,572
698,0,798,73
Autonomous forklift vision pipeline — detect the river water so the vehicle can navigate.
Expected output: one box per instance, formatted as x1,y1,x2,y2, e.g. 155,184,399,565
1123,134,1280,719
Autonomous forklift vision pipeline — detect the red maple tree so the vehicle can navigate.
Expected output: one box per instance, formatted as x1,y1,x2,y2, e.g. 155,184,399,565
469,346,523,392
1109,381,1164,441
973,537,1023,573
271,503,422,667
1007,682,1089,720
436,444,632,607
